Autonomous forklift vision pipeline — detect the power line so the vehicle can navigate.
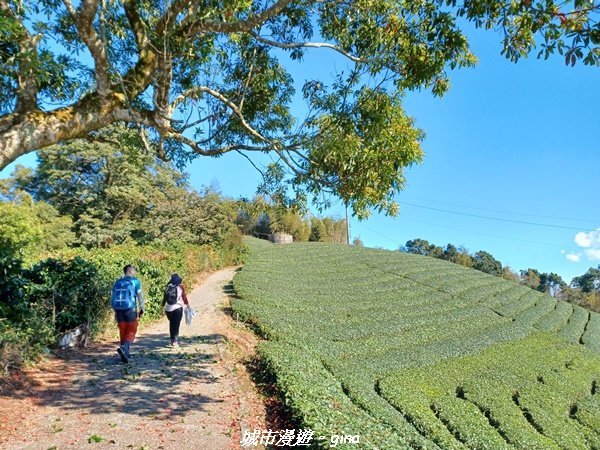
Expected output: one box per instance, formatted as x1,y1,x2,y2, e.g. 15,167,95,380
400,202,597,232
399,195,600,224
355,218,568,250
355,222,404,246
401,218,565,249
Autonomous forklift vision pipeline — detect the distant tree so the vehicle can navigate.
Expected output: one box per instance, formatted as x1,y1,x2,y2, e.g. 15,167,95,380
309,218,326,242
404,239,443,258
520,268,542,290
353,236,364,248
538,272,567,297
571,266,600,293
442,243,474,267
401,238,600,313
0,165,35,202
0,202,42,256
443,243,460,260
333,219,348,244
472,251,503,276
501,266,520,283
277,211,310,241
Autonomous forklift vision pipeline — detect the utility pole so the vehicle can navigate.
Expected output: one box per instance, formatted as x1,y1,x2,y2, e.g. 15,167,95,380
345,203,350,245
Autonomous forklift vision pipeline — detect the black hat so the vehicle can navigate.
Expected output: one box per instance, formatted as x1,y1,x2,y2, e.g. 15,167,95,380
170,273,182,286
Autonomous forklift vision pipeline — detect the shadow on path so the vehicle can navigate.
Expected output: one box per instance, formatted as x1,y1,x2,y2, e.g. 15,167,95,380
1,333,228,419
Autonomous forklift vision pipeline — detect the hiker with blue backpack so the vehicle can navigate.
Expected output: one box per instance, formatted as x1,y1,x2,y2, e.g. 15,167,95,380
111,265,144,363
163,274,190,348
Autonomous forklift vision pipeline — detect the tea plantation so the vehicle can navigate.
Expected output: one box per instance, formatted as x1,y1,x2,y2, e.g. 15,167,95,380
232,239,600,449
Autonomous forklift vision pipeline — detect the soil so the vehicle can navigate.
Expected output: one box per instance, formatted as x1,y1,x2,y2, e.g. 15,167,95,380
0,268,268,450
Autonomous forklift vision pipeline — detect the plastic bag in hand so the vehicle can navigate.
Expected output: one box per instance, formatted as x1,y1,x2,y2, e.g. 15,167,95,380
185,306,196,326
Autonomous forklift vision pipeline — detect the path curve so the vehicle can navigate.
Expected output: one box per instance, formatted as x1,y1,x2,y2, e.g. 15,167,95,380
0,268,265,450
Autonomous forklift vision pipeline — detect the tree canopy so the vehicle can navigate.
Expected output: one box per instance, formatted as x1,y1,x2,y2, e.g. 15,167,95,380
3,125,237,248
1,0,597,217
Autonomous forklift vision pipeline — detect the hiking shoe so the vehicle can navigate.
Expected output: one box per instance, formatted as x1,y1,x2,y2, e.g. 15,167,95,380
117,347,129,363
172,341,180,348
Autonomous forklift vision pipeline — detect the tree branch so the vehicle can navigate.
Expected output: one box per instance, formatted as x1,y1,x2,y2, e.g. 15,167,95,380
180,0,294,36
171,86,269,142
123,0,150,51
62,0,111,95
166,132,297,157
251,33,372,63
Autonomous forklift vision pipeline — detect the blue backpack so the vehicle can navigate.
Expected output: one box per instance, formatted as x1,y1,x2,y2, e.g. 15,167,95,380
111,277,137,310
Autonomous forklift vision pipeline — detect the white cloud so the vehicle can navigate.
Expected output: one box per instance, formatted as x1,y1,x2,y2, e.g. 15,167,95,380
584,248,600,261
572,228,600,262
574,229,600,248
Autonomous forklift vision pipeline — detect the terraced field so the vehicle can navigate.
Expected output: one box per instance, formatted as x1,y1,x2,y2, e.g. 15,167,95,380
232,239,600,449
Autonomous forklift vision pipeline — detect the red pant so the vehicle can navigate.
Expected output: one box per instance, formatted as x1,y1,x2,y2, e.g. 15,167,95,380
115,308,138,344
117,320,138,344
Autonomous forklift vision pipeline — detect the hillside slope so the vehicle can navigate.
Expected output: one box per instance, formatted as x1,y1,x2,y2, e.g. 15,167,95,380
233,239,600,449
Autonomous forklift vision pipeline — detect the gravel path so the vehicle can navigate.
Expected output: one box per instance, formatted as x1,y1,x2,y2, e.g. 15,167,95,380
0,268,266,450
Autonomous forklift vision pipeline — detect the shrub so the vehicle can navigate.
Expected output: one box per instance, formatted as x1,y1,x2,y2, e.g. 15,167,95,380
1,239,239,375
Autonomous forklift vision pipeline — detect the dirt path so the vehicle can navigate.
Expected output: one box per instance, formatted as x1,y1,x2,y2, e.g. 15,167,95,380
0,268,267,450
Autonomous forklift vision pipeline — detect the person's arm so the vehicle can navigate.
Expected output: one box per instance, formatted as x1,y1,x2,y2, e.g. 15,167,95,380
135,279,145,313
181,285,189,306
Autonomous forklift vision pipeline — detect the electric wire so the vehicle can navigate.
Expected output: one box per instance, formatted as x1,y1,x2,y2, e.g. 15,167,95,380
400,201,597,232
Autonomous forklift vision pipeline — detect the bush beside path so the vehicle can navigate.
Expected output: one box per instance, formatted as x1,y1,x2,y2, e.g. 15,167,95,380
0,268,266,450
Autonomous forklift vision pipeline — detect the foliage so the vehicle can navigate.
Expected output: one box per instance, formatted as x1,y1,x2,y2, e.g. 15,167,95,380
472,250,503,277
0,241,232,374
233,240,600,448
0,200,74,257
446,0,600,66
55,242,222,319
6,126,237,248
7,0,595,216
218,228,248,266
572,266,600,293
237,197,348,243
0,202,42,254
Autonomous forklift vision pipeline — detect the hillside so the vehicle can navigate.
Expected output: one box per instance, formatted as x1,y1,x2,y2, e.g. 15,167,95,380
233,239,600,449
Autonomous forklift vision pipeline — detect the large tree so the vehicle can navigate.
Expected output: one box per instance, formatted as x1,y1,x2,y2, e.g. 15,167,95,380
1,0,598,216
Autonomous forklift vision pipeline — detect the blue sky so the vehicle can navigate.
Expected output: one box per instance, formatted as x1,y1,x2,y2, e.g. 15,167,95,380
1,21,598,283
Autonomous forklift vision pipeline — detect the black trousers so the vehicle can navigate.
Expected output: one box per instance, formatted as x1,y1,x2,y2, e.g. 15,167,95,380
166,308,183,343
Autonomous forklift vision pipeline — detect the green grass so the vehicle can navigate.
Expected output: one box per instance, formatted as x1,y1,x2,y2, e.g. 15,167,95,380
233,239,600,449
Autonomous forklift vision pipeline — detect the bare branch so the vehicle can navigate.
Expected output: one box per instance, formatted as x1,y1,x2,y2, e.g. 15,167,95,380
180,0,294,36
236,150,266,178
251,33,372,64
156,0,191,36
167,132,296,157
171,86,269,142
63,0,111,95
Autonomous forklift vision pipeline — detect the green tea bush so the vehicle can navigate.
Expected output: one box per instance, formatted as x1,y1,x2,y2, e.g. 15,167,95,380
233,239,600,449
